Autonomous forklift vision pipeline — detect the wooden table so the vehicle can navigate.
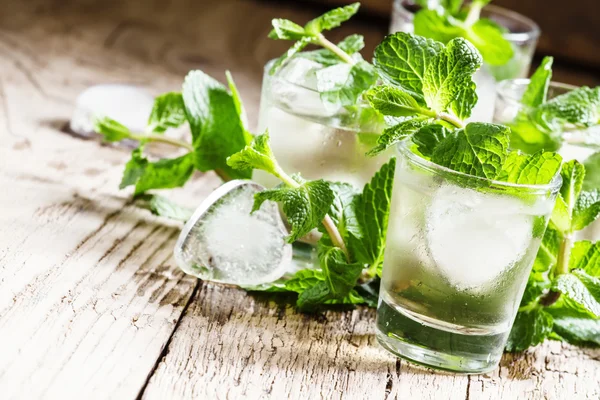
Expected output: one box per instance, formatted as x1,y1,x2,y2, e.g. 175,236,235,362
1,0,599,399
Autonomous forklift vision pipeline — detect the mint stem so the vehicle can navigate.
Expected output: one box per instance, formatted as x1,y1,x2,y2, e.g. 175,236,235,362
316,34,356,65
556,234,573,276
464,1,483,27
539,233,574,307
437,112,465,129
128,132,194,151
274,165,350,260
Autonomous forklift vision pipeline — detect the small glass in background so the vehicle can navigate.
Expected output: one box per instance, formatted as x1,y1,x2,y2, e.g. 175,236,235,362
376,140,560,373
390,0,540,122
255,59,389,190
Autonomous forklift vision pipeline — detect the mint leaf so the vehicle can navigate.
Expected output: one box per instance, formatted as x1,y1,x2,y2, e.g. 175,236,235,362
373,32,443,101
571,241,600,276
136,194,194,222
553,273,600,318
319,243,363,296
499,150,562,185
422,37,482,119
506,115,561,155
326,182,360,243
367,118,428,156
431,123,509,179
521,56,553,108
316,61,377,111
226,71,249,131
304,2,360,35
413,10,463,48
182,70,251,180
572,190,600,231
583,152,600,191
347,158,396,273
550,308,600,346
364,85,428,117
551,160,585,233
533,228,561,273
268,19,307,40
147,92,186,133
94,117,131,142
465,19,513,66
413,7,513,66
412,124,451,158
505,308,553,352
227,133,276,176
534,86,600,131
338,34,365,54
253,177,334,243
120,149,195,195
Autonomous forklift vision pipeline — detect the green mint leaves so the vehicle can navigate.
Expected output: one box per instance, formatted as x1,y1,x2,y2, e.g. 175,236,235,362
508,58,600,155
94,69,253,194
509,159,600,351
253,177,334,243
182,70,251,180
412,0,514,67
368,33,482,156
227,134,396,311
431,123,508,179
268,3,360,73
521,56,553,108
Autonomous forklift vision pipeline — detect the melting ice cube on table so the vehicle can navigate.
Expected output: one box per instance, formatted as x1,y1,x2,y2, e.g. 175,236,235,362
70,84,154,139
174,180,292,286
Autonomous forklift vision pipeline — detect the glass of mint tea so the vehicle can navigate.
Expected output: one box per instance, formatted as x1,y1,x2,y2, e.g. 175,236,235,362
390,0,540,122
376,139,561,373
253,58,389,190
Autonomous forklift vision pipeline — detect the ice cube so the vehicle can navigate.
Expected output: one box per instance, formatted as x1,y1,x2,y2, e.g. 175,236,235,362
174,180,292,286
426,184,533,290
469,68,497,123
70,84,154,138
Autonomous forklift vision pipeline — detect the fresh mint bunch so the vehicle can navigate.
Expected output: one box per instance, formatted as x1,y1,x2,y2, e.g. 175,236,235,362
268,3,378,112
411,0,514,67
507,56,600,154
507,160,600,351
367,32,562,185
94,70,252,194
227,133,395,311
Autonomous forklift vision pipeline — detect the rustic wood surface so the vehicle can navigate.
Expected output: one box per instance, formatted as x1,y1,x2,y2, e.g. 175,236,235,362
0,0,599,399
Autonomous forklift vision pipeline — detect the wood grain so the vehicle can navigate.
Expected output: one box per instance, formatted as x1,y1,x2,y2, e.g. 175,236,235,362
0,0,598,399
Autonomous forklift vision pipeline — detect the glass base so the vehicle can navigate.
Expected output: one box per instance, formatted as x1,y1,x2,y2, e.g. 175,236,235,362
376,330,498,374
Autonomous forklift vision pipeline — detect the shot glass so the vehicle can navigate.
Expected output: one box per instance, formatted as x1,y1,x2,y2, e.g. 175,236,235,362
376,140,560,373
494,79,600,161
254,58,389,190
390,0,540,122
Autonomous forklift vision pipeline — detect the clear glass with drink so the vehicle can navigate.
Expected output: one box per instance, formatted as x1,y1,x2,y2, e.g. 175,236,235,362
376,139,560,373
254,58,389,190
390,0,540,122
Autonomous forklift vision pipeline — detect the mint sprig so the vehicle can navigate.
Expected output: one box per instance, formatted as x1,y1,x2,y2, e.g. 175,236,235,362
268,3,360,73
507,57,600,155
227,133,395,310
508,160,600,350
94,69,252,191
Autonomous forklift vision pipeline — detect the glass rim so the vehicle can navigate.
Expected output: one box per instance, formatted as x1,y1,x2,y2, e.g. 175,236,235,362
392,1,540,42
397,139,562,193
264,58,320,94
496,78,579,109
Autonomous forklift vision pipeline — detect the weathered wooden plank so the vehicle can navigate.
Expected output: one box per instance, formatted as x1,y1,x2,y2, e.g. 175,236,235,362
142,283,600,400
